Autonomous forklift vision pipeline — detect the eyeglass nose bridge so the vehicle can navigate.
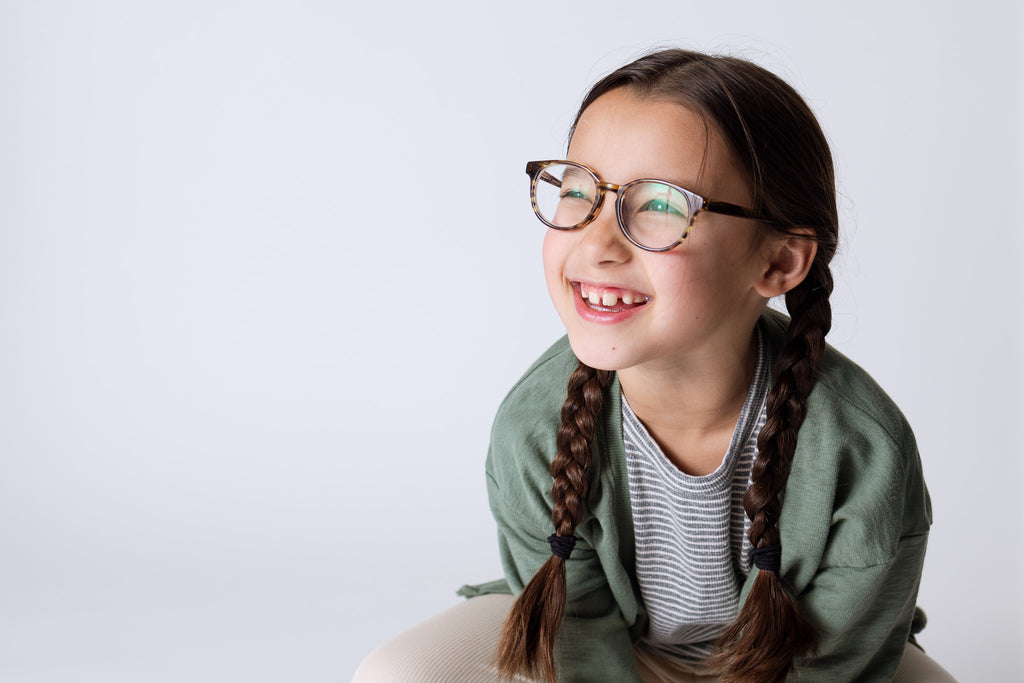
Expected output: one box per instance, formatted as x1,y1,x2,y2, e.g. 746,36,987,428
576,180,625,230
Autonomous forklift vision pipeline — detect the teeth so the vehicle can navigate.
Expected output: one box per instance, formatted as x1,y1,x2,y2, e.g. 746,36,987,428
579,283,646,307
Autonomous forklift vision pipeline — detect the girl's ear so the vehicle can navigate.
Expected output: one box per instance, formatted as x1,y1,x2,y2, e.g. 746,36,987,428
754,229,818,298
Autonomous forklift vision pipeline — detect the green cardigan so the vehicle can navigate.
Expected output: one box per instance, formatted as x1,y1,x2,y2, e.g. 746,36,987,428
459,310,932,681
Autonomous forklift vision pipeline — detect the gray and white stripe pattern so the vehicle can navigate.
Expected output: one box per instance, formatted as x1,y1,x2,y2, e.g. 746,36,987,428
623,326,770,663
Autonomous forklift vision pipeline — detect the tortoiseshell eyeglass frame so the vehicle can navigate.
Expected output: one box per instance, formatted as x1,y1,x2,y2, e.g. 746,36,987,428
526,159,774,252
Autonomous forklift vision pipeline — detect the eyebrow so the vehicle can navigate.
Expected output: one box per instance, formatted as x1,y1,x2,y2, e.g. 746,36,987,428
561,166,591,184
569,161,697,192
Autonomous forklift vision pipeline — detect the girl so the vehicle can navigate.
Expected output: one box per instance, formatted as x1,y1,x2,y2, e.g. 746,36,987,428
355,49,952,682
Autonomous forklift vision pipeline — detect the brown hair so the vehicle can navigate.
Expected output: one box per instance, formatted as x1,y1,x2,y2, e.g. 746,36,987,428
498,49,838,682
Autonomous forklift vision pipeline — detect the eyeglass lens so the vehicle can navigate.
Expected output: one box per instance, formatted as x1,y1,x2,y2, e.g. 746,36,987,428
533,163,693,250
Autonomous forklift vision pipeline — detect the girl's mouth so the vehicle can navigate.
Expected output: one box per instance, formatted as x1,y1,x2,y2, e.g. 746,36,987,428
575,282,650,313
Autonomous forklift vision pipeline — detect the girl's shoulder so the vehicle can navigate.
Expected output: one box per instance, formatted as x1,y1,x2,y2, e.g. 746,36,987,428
485,337,578,493
491,336,579,431
761,308,915,448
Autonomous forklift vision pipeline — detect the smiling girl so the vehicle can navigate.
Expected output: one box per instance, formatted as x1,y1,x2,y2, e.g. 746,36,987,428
354,49,953,682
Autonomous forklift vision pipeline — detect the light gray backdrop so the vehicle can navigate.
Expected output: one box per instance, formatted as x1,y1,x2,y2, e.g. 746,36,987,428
1,1,1021,681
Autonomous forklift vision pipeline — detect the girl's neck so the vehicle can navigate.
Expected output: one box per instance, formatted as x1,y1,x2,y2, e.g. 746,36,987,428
618,329,757,475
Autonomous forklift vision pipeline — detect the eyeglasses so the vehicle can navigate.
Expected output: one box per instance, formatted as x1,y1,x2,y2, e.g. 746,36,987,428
526,160,772,252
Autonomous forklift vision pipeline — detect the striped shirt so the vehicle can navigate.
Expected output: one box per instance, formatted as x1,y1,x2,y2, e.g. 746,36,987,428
622,326,770,662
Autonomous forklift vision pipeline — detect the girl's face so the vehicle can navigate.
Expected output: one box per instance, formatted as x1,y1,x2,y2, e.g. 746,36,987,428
543,88,773,375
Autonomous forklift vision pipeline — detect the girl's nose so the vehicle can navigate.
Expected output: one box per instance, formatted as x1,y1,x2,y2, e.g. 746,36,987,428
578,198,632,263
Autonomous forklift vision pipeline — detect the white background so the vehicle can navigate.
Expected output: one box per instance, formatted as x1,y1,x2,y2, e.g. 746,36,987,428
1,1,1021,681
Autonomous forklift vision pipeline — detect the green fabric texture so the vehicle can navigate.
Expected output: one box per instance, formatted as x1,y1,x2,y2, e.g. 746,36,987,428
459,309,932,682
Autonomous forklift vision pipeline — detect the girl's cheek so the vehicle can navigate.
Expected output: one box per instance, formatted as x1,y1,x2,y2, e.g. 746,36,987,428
541,232,578,314
541,231,567,279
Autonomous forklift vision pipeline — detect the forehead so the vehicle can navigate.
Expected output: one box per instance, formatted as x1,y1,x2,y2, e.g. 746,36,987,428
568,88,740,195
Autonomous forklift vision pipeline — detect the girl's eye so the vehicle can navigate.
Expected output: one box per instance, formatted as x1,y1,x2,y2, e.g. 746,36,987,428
638,197,685,216
560,187,591,202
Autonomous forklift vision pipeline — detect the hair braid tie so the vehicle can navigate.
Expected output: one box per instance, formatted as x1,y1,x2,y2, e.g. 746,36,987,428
749,544,782,572
547,534,577,560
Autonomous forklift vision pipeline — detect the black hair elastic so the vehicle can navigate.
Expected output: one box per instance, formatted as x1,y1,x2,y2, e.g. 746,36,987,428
547,534,577,560
749,544,782,572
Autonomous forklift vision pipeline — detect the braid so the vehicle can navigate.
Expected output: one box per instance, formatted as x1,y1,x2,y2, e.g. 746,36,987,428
551,364,614,535
496,361,612,683
709,261,834,682
748,262,833,547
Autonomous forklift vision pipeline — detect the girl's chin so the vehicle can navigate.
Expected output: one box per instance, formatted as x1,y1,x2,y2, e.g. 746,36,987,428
564,334,634,373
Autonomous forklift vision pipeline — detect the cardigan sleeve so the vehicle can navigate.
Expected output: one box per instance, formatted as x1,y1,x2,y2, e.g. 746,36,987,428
777,359,933,681
788,531,928,681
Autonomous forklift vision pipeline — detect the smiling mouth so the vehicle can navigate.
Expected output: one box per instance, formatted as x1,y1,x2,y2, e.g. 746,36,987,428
575,282,650,312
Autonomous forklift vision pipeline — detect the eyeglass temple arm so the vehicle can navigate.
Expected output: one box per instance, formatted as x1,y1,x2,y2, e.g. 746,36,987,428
526,161,566,188
704,199,775,224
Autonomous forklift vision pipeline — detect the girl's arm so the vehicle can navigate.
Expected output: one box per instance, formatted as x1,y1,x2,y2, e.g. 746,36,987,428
776,353,933,681
790,532,928,680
